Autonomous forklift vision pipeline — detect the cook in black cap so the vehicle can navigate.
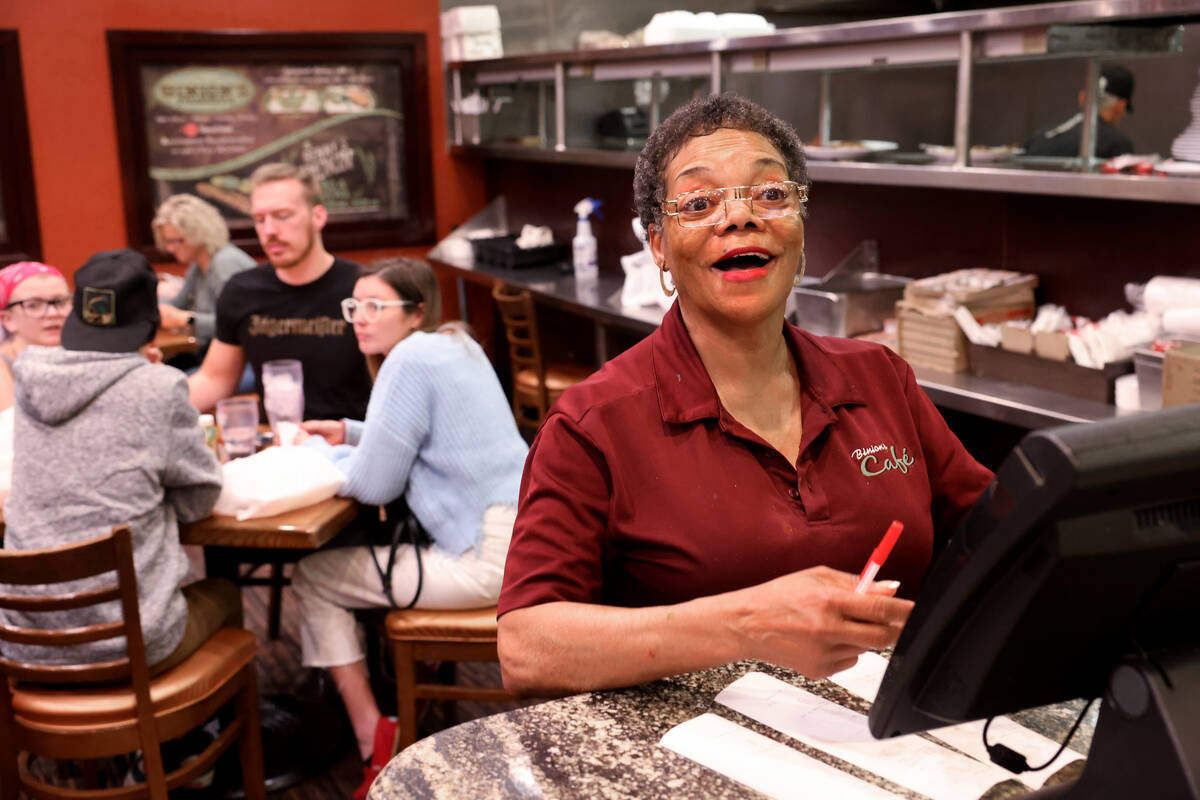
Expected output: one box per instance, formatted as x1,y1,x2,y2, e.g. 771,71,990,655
61,248,163,357
1023,64,1135,160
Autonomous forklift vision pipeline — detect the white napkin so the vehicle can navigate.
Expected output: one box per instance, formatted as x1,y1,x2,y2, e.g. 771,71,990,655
514,224,554,249
619,218,674,312
212,446,344,521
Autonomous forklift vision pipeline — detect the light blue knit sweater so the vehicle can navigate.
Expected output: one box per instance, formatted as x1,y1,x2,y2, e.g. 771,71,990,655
304,331,528,556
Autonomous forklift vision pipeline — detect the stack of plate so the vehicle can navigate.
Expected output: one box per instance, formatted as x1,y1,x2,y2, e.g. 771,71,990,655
1170,72,1200,162
804,140,897,161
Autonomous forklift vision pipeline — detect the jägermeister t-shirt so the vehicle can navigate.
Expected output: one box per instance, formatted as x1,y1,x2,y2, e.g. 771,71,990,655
215,258,371,421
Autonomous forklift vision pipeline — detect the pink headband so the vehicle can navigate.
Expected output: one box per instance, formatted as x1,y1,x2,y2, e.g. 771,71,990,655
0,262,65,310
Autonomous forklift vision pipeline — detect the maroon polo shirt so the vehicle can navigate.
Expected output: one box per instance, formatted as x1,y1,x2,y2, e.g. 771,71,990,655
498,302,993,616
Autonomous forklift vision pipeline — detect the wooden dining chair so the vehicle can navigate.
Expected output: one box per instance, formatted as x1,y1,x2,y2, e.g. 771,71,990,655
0,525,266,800
491,282,592,433
384,606,516,752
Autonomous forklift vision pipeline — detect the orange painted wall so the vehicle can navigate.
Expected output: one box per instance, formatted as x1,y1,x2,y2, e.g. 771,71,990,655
0,0,485,276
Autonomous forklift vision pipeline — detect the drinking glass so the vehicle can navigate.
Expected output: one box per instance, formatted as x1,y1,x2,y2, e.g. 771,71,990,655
215,397,259,459
262,359,305,443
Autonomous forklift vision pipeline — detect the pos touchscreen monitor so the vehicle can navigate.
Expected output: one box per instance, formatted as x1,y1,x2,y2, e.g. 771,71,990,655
869,404,1200,799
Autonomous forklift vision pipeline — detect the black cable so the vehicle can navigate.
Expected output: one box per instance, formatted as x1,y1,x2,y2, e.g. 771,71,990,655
982,698,1095,774
1132,638,1173,689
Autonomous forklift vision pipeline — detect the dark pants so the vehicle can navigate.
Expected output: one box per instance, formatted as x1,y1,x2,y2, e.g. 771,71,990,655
150,578,243,675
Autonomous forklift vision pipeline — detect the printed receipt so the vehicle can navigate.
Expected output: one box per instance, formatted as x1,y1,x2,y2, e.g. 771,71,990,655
827,652,1084,790
660,713,897,800
713,672,1022,800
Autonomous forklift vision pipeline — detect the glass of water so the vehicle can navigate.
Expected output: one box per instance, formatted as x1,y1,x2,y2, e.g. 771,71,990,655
262,359,305,444
215,397,259,459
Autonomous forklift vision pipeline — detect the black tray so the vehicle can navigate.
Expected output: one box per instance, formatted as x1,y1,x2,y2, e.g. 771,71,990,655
470,235,568,270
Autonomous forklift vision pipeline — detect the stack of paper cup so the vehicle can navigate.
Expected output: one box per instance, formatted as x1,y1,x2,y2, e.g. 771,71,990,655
1144,276,1200,315
1164,308,1200,339
1171,68,1200,162
1115,374,1141,413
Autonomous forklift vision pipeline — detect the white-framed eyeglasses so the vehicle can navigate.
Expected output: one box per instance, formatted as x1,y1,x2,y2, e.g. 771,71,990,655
661,181,808,229
340,297,417,323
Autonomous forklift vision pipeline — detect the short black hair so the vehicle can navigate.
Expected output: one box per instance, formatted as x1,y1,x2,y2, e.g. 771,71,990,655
633,93,809,233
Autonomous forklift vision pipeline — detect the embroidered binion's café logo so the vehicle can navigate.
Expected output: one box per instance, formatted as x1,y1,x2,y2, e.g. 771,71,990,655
852,442,915,477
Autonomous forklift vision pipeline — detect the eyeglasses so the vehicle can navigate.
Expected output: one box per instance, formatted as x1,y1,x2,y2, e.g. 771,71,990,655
661,181,807,228
5,296,72,317
340,297,417,323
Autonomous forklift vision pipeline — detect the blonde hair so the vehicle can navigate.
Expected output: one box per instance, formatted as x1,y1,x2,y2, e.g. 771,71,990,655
152,194,231,256
248,162,323,207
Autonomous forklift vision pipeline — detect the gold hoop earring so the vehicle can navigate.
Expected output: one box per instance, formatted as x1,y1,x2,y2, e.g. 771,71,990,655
659,266,676,298
793,247,807,288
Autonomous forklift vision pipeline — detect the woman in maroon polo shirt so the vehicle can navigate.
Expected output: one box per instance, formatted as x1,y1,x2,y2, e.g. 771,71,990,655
497,94,994,695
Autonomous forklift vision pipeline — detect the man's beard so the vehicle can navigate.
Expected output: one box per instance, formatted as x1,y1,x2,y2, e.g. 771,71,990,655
267,226,316,270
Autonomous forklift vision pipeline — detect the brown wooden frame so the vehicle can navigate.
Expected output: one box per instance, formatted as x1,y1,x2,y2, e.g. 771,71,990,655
0,30,43,266
492,281,592,433
385,607,514,752
107,30,436,261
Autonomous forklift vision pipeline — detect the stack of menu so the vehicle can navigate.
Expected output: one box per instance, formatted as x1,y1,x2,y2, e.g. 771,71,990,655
896,269,1037,373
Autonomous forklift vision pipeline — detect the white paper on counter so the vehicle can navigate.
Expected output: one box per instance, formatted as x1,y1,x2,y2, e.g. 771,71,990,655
828,651,890,701
659,713,897,800
716,671,1023,800
827,653,1084,790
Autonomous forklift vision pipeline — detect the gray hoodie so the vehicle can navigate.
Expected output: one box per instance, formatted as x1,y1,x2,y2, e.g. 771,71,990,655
2,346,221,666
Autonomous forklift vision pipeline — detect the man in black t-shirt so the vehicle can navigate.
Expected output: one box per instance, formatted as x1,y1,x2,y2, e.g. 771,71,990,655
188,164,371,421
1023,64,1136,160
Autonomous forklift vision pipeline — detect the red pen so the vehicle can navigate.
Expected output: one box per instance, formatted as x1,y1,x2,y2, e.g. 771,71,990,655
854,520,904,593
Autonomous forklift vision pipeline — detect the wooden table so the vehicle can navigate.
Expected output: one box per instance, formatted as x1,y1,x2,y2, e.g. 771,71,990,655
155,327,200,360
181,496,360,638
180,496,358,551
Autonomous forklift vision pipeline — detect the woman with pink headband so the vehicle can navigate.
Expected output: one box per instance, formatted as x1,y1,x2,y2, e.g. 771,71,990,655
0,261,71,412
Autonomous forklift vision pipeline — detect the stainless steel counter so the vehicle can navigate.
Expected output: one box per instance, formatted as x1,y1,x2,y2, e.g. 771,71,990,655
448,0,1200,182
450,144,1200,205
449,0,1200,71
913,366,1116,428
432,256,1118,430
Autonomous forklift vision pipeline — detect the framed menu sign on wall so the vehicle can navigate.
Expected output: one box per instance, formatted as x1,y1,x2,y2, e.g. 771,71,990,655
107,31,435,258
0,30,43,266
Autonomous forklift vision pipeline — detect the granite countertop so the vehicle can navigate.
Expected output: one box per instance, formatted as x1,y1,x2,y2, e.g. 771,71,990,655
368,660,1094,800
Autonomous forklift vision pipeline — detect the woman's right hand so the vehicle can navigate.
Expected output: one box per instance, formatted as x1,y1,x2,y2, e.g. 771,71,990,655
499,566,915,696
300,419,346,446
729,566,914,678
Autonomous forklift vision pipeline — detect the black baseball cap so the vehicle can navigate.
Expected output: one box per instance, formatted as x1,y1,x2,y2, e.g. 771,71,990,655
1101,65,1134,113
61,249,161,353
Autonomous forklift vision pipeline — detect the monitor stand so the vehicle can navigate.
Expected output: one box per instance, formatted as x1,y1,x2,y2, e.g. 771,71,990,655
1024,647,1200,799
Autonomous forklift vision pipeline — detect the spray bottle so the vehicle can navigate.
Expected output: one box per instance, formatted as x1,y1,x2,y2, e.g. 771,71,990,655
573,197,603,284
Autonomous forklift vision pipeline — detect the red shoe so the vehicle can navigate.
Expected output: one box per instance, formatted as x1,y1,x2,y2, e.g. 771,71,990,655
353,716,397,800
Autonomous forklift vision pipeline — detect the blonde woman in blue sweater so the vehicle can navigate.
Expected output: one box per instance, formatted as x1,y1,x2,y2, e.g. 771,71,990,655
292,257,527,786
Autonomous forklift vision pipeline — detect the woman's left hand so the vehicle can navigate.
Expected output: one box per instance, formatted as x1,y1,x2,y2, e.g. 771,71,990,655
300,419,346,446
